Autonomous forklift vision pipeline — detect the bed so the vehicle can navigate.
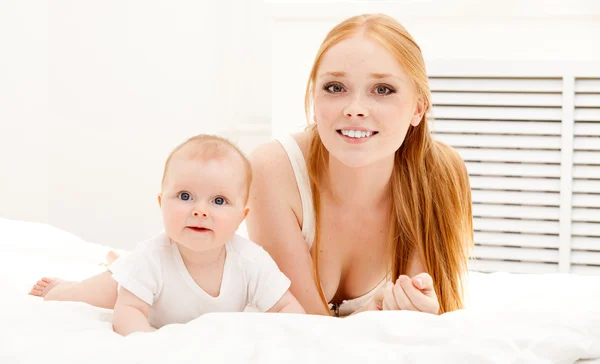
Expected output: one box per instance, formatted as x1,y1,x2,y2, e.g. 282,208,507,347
1,217,599,364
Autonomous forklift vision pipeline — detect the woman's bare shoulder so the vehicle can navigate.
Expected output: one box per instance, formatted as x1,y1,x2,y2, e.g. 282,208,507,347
249,131,312,176
247,131,312,221
292,131,312,161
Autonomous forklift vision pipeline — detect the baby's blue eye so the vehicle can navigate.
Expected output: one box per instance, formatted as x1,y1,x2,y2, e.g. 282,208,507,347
214,197,225,205
179,192,191,201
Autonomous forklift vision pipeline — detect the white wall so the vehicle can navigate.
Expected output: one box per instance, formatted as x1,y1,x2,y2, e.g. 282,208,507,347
1,0,599,250
1,2,49,224
1,0,272,249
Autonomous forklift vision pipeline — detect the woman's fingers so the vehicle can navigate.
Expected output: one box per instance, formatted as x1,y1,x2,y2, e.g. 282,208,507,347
363,273,439,314
398,274,440,314
367,284,386,311
381,282,400,311
392,277,417,311
411,272,435,297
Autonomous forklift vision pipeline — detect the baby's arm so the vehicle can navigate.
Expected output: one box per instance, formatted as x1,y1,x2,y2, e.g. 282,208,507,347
112,286,156,336
267,290,305,314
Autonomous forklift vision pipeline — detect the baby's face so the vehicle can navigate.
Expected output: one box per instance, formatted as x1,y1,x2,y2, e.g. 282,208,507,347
159,155,248,253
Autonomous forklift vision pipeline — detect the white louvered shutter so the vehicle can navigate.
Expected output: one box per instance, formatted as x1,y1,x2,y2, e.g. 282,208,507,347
571,77,600,275
429,76,564,274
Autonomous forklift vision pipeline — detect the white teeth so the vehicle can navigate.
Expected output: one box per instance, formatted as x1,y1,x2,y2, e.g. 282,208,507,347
341,129,373,138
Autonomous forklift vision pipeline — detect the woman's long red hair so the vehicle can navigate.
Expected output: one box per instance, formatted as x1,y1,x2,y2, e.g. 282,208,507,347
305,14,474,314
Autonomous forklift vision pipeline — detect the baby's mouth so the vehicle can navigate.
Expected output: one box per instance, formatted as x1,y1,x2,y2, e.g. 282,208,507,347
187,226,212,233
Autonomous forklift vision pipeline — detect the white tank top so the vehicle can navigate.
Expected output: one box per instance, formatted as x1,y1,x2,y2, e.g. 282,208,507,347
277,135,386,316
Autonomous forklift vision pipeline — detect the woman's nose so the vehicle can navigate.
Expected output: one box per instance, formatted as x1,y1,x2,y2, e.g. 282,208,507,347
343,98,369,118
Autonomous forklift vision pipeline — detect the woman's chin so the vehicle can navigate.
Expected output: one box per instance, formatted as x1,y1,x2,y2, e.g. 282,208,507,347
332,153,380,169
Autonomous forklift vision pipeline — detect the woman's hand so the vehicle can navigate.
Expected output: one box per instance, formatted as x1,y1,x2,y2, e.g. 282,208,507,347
362,273,440,315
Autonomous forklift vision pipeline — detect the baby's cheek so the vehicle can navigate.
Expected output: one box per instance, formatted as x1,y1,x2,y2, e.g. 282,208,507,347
162,207,182,230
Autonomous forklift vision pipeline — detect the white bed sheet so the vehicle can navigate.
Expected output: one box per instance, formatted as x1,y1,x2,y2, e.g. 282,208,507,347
1,217,599,364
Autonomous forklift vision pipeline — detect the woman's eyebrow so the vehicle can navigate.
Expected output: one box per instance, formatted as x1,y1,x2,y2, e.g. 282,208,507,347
370,73,406,83
318,71,405,83
319,71,346,78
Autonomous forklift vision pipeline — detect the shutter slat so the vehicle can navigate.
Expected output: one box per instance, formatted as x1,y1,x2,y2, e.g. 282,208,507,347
430,120,562,135
573,151,600,165
474,245,559,262
571,251,600,265
457,148,561,163
469,259,558,274
473,203,559,220
470,176,560,192
572,208,600,223
571,265,600,275
432,92,562,107
466,162,560,178
574,123,600,137
572,236,600,251
474,217,559,234
473,190,560,206
573,193,600,207
573,165,600,179
429,78,562,93
475,231,559,249
432,106,561,121
573,137,600,151
435,133,561,149
574,108,600,122
575,79,600,92
572,222,600,237
575,94,600,107
573,180,600,193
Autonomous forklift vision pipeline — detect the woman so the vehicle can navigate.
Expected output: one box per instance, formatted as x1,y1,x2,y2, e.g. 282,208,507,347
30,13,473,317
246,13,473,316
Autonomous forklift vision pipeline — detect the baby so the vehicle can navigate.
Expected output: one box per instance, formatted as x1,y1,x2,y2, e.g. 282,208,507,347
29,134,304,335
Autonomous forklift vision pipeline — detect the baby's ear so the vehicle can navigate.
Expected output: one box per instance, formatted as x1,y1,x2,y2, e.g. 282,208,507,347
157,193,162,208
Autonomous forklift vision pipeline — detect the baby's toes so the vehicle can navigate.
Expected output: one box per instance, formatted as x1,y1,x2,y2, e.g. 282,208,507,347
29,278,53,297
29,287,43,296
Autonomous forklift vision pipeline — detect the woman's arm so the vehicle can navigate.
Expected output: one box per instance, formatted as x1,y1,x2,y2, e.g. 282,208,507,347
247,141,330,316
112,286,155,336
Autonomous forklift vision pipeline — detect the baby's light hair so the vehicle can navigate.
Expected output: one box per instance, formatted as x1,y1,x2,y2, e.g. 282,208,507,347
161,135,252,203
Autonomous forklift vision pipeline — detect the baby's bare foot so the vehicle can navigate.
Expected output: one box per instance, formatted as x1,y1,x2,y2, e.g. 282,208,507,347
106,250,120,265
29,277,67,298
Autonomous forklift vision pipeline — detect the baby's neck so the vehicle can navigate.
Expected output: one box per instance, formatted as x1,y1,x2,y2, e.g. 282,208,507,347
177,243,226,269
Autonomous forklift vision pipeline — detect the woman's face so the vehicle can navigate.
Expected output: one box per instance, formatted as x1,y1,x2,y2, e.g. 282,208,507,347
313,36,425,168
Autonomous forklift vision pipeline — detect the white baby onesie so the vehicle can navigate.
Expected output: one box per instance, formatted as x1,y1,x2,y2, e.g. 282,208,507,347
109,232,291,328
